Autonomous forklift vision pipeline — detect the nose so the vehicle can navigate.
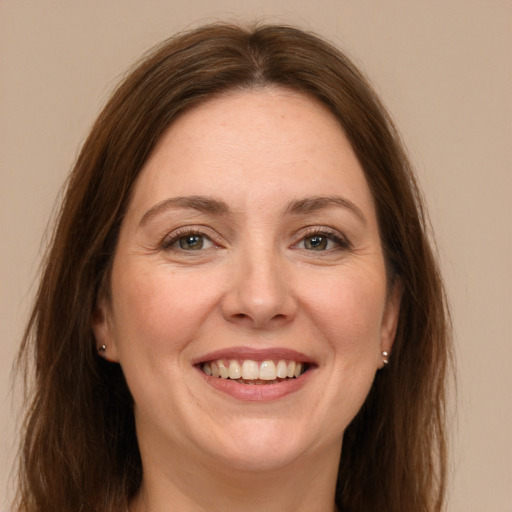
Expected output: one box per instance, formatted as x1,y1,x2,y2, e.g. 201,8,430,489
220,245,298,329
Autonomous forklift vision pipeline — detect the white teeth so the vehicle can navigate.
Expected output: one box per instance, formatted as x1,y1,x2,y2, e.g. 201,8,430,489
241,360,259,379
228,360,241,379
202,358,307,382
287,361,296,378
211,362,220,378
218,360,229,379
259,360,277,380
276,360,288,378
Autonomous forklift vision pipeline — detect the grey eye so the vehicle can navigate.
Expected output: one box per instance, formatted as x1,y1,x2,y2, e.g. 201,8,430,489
303,235,329,251
179,235,205,250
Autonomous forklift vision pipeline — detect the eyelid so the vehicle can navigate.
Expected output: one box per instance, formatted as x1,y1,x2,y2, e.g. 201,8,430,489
293,226,351,250
160,225,223,250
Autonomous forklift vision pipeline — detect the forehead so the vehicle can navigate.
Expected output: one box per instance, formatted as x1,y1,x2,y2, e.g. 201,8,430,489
129,87,375,218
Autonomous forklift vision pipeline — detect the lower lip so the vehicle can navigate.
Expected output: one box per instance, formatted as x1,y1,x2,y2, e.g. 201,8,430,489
197,368,312,401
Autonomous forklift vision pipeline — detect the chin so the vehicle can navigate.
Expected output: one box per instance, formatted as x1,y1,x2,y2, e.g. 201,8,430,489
197,417,323,473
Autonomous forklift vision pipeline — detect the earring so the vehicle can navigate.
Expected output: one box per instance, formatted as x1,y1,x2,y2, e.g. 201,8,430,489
382,351,389,365
98,344,107,353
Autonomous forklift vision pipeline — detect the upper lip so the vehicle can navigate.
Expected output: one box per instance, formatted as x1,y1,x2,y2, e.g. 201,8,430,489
192,346,316,365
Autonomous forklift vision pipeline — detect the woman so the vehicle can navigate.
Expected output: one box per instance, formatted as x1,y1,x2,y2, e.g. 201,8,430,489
15,23,451,512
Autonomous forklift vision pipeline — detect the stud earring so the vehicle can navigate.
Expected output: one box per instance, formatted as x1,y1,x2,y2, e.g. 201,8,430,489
98,344,107,353
382,351,389,365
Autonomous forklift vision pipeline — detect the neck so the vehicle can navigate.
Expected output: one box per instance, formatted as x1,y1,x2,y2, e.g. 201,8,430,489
130,441,341,512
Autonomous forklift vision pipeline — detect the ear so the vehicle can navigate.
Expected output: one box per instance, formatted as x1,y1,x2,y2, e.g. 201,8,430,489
379,279,402,368
91,294,120,363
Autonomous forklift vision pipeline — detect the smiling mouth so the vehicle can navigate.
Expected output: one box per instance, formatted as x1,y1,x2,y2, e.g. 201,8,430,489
200,359,308,384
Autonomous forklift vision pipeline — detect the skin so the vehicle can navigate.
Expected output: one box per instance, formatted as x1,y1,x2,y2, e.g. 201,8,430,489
93,88,401,512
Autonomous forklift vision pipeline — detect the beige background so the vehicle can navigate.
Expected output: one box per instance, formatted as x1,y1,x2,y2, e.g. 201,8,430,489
1,1,510,510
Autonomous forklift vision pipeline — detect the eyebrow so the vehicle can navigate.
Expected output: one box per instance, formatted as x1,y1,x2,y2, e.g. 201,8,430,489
139,196,230,227
286,196,367,224
138,194,366,227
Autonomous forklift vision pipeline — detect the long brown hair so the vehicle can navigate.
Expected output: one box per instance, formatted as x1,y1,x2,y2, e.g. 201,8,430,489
15,23,451,512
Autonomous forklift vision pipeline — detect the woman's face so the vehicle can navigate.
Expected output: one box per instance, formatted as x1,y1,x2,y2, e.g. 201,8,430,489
93,88,400,474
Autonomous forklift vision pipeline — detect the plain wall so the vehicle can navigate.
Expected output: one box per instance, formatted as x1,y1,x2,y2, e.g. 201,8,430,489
1,1,511,510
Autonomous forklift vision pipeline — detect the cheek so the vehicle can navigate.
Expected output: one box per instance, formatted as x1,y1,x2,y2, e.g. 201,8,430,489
304,268,388,359
110,263,224,359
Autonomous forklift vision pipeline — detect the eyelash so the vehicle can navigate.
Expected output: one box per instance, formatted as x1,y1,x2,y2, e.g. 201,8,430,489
294,227,351,252
160,228,218,252
160,226,350,254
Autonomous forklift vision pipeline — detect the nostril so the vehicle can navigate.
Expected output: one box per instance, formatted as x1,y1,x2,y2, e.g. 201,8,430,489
231,312,287,324
221,286,297,328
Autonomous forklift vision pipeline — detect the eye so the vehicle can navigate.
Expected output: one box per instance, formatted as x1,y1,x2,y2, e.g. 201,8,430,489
295,229,350,252
303,234,331,251
161,229,215,252
177,234,208,250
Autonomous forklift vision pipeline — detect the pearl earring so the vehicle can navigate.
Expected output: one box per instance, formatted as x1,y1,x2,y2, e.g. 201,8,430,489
382,351,389,365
